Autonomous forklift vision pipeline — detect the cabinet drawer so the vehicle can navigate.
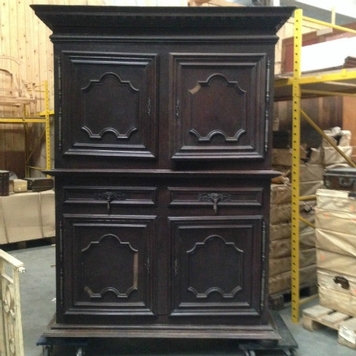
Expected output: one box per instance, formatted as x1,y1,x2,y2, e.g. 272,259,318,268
63,186,157,207
168,187,263,212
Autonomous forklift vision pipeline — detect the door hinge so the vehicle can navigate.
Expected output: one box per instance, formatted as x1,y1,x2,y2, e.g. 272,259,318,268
260,221,266,311
146,258,150,274
265,59,271,104
175,99,180,118
147,98,151,117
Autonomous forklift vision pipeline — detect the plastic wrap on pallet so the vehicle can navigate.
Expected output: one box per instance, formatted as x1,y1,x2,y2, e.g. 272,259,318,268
322,146,353,165
270,200,316,225
273,163,324,182
269,248,316,277
269,264,317,295
316,249,356,277
316,189,356,213
271,181,324,205
319,285,356,318
316,228,356,258
322,127,352,147
272,148,321,166
315,207,356,235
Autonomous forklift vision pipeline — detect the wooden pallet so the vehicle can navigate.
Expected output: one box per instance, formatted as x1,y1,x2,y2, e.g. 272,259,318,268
303,304,356,349
269,283,318,310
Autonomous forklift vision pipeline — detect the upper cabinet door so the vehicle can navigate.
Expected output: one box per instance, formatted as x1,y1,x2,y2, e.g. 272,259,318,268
170,53,269,162
58,51,158,162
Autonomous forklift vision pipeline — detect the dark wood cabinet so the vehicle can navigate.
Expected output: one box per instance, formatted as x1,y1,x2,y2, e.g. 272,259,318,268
33,5,294,341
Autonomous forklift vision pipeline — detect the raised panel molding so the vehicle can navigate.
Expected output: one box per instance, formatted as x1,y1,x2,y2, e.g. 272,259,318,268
187,234,244,299
62,214,157,315
81,72,140,140
59,51,158,160
188,73,247,143
82,233,139,300
169,215,264,316
170,53,268,161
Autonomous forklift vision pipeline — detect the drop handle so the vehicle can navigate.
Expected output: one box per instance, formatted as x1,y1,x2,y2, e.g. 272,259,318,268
198,193,231,214
94,191,127,214
106,196,112,214
334,276,350,290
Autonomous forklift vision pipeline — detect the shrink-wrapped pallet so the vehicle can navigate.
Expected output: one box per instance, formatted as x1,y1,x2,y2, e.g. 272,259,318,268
271,181,324,205
273,163,324,182
269,264,317,295
272,147,321,166
316,189,356,213
318,269,356,317
315,208,356,235
316,228,356,258
270,200,316,225
316,249,356,277
269,248,316,277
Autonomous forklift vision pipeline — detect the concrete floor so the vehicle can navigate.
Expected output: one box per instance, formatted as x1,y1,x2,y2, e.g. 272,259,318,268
6,243,356,356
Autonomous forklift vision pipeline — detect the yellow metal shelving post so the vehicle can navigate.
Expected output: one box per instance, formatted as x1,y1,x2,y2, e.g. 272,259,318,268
291,8,302,324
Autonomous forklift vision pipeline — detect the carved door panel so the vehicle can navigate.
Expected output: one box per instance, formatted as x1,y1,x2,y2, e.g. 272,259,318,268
169,216,264,319
60,214,156,323
58,51,158,163
170,53,269,161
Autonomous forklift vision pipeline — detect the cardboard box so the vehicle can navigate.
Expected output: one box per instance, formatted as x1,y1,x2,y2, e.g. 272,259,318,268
270,200,316,225
316,228,356,258
316,189,356,213
315,207,356,235
318,269,356,317
269,248,316,278
317,249,356,277
322,129,351,147
0,199,7,244
1,192,43,243
271,181,323,205
13,179,28,193
269,264,317,295
39,190,55,238
322,146,353,165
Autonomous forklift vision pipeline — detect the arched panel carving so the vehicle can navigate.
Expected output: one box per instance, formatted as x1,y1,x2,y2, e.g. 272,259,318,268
81,233,138,299
187,234,244,298
81,72,139,140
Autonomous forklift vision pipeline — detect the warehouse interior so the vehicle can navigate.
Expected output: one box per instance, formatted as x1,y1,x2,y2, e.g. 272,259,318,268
1,1,356,355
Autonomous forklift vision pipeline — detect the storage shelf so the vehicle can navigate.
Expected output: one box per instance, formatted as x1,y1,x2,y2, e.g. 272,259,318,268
274,9,356,323
0,81,53,176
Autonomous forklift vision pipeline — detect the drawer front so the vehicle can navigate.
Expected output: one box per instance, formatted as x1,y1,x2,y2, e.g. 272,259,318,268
168,187,264,211
63,186,157,213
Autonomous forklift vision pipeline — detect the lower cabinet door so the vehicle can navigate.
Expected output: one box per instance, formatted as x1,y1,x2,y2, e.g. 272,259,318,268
59,214,157,323
169,215,265,320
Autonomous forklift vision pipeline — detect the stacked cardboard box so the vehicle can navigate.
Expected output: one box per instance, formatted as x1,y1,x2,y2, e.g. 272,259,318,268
315,189,356,317
0,190,55,244
321,128,353,166
269,148,323,297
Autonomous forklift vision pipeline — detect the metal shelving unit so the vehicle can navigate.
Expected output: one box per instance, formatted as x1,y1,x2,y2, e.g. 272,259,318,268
274,8,356,323
0,80,53,176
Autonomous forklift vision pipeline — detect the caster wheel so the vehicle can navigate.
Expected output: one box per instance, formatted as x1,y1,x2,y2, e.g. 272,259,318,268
43,345,52,356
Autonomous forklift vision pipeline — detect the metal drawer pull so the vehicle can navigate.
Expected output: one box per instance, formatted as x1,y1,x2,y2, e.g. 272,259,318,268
198,193,231,213
94,191,127,214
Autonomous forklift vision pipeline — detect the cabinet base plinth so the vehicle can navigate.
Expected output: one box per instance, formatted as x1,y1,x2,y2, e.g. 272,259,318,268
41,312,282,341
